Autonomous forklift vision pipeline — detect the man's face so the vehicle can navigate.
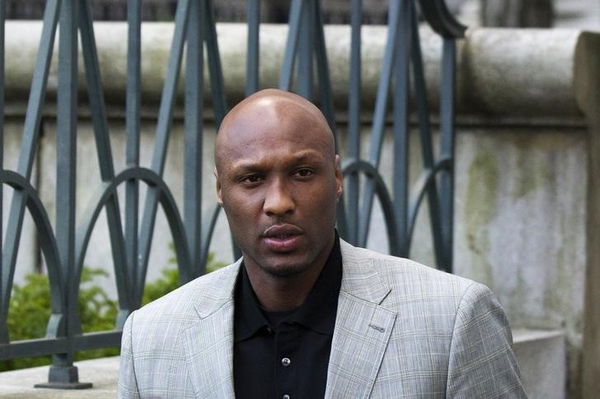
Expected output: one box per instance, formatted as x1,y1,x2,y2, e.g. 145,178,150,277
215,97,343,278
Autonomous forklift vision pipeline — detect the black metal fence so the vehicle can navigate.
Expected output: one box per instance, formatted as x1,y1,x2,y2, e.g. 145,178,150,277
0,0,464,388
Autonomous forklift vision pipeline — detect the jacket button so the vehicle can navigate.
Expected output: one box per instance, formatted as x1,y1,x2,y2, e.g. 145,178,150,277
281,357,291,367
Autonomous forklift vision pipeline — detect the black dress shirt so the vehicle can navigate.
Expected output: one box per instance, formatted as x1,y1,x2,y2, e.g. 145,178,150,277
233,236,342,399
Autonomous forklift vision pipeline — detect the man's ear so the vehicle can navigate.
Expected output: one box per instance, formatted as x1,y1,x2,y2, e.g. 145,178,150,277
334,154,344,200
214,167,224,206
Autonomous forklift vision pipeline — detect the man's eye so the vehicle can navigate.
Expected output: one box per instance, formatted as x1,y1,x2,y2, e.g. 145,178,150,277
294,168,314,178
240,174,263,184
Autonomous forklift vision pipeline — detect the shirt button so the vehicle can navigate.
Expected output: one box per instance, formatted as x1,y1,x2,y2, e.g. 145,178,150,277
283,395,290,399
281,357,291,367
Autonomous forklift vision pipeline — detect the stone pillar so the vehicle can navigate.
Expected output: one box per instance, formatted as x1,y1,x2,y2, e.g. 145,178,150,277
575,31,600,399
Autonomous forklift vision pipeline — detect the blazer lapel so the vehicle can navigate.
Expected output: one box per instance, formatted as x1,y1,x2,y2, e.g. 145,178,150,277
325,241,397,399
183,261,241,398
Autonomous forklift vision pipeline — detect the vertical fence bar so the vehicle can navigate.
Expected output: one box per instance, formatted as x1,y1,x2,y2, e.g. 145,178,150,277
55,0,78,368
77,0,130,328
439,38,456,272
312,0,336,137
204,0,227,127
145,0,191,201
43,0,90,387
391,0,411,256
202,0,238,261
346,0,361,245
409,6,445,267
312,0,346,234
358,0,402,246
296,0,313,99
126,0,141,306
245,0,260,95
184,0,204,280
279,0,303,91
137,0,191,303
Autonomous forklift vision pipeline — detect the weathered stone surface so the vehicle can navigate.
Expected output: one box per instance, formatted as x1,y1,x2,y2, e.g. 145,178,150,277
453,128,587,397
460,28,583,117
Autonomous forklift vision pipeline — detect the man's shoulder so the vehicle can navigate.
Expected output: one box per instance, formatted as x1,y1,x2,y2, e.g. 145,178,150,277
131,261,241,323
340,241,505,341
340,241,486,302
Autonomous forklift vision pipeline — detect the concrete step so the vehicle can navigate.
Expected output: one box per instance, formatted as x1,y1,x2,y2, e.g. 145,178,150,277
0,357,118,398
513,329,566,399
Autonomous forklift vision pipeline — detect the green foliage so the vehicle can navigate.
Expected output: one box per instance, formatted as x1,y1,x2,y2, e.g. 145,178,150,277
5,273,52,346
75,268,120,362
78,268,119,332
1,268,119,371
1,251,226,371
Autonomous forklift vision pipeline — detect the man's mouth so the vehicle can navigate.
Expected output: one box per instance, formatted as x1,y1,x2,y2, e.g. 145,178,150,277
262,224,303,252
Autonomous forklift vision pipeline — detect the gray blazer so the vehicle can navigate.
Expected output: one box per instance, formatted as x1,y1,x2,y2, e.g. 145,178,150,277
119,240,527,398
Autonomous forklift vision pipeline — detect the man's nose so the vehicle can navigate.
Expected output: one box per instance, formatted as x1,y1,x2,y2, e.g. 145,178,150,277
263,179,295,216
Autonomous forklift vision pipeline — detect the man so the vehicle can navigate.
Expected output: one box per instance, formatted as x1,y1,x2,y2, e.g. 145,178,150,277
119,89,527,398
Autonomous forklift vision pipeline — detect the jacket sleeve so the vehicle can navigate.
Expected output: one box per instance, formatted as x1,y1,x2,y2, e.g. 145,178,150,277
118,311,141,399
446,282,528,398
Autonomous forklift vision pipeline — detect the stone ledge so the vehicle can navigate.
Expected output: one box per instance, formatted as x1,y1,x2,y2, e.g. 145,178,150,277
4,22,599,120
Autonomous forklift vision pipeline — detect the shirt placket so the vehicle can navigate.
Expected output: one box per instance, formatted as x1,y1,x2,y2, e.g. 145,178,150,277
275,322,298,399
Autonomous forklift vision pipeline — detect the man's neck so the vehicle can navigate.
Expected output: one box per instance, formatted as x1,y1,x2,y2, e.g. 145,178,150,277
243,239,336,312
250,273,319,312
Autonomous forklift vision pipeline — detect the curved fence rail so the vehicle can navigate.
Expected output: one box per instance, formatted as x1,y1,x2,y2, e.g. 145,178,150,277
0,0,465,388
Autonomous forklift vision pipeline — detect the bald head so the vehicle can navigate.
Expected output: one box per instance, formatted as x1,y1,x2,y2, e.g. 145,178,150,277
213,89,343,286
215,89,336,172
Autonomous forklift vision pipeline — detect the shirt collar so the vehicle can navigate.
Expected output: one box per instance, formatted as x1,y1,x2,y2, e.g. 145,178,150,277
234,232,342,341
234,265,269,342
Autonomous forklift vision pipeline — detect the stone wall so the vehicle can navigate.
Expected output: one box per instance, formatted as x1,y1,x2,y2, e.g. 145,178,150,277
3,21,599,397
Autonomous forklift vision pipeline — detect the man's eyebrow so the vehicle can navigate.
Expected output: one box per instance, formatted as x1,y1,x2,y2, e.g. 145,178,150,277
229,150,326,171
289,150,325,163
229,161,263,173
